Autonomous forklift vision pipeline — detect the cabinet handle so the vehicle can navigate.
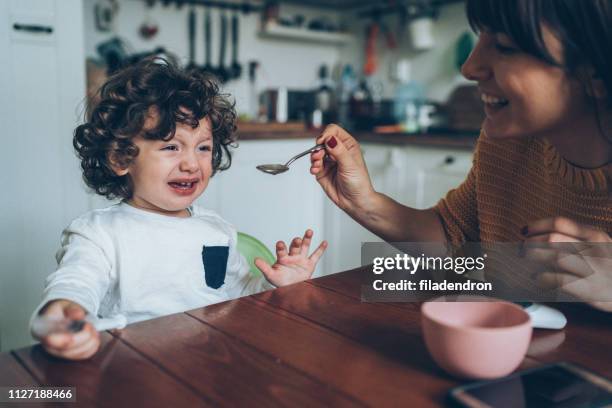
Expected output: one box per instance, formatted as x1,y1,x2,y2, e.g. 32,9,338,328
443,155,455,165
13,23,53,34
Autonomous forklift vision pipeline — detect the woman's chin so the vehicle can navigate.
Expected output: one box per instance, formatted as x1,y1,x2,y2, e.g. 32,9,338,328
483,120,526,140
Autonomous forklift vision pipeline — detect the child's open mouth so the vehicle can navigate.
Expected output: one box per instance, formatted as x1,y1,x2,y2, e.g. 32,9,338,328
168,180,199,195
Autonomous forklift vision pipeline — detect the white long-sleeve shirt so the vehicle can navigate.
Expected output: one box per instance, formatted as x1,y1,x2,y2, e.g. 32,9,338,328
31,202,273,330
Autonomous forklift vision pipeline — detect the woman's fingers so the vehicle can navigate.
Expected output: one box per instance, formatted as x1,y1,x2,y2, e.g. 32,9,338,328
525,217,607,242
535,272,593,304
316,124,355,146
310,149,325,162
524,247,595,279
524,233,579,244
310,149,328,175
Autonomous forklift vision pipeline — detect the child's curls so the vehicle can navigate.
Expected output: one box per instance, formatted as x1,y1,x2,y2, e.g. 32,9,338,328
74,57,237,200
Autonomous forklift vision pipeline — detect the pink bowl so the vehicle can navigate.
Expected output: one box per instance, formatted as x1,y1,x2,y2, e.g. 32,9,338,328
421,298,532,379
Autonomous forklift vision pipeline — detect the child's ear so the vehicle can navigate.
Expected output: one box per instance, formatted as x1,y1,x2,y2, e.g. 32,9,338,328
108,152,129,176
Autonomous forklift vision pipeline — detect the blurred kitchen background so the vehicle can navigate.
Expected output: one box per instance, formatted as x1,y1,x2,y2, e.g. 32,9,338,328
0,0,484,351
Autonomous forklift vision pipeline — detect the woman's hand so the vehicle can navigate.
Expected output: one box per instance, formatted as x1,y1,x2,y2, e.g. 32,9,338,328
34,299,101,360
255,229,327,287
522,217,612,312
310,124,376,212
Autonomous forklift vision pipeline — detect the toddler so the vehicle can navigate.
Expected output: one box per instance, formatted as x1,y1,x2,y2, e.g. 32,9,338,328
31,58,327,360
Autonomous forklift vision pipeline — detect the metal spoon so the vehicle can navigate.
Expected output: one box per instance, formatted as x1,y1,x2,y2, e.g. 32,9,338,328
257,143,326,175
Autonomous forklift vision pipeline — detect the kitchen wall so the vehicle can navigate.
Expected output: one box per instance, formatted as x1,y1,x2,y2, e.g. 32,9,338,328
83,0,345,118
83,0,473,115
338,1,473,102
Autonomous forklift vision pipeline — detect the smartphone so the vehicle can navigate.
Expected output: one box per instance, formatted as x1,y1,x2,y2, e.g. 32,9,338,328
448,362,612,408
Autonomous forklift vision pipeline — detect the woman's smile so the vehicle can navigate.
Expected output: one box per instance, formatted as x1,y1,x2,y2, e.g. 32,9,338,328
481,91,509,117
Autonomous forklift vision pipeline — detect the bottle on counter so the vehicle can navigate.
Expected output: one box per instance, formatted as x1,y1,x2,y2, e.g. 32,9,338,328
337,64,357,127
313,64,337,128
393,60,424,133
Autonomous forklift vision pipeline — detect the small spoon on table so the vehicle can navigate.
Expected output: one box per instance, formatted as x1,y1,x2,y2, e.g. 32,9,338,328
257,144,326,175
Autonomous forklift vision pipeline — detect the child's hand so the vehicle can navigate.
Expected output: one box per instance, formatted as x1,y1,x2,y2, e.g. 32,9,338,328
255,229,327,287
34,299,100,360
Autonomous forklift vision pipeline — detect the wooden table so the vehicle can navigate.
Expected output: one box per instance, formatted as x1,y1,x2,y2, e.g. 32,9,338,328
2,268,611,407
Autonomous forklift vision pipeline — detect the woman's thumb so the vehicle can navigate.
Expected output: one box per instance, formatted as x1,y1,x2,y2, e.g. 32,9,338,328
324,136,352,166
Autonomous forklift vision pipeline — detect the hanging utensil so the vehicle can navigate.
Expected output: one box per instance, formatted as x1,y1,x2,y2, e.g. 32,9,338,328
202,5,214,74
216,9,229,82
248,60,259,119
228,9,242,80
186,7,196,69
364,22,379,76
139,1,159,40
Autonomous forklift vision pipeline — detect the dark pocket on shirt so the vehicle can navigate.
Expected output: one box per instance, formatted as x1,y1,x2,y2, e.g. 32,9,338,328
202,245,229,289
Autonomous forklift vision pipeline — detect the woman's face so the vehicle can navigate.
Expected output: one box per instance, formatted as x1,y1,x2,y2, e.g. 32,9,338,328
461,26,590,140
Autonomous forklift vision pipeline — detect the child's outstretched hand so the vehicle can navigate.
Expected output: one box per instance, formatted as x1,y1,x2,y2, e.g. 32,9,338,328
255,229,327,287
33,299,100,360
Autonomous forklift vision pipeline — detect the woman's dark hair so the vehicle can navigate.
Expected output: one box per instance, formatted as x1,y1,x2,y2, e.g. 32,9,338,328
74,57,237,200
466,0,612,107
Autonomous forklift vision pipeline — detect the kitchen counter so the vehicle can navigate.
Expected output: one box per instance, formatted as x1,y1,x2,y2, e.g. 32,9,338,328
235,124,478,150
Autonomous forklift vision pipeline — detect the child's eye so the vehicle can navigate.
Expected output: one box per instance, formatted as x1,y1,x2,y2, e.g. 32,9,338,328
162,145,178,151
199,145,212,152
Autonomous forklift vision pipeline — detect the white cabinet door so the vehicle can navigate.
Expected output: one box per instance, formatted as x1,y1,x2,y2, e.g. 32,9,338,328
195,139,327,276
0,0,86,351
389,146,472,209
414,150,472,209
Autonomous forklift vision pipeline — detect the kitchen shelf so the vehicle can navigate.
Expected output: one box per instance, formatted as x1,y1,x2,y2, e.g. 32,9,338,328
258,22,353,45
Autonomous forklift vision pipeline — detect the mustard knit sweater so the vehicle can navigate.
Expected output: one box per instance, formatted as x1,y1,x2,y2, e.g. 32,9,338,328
434,133,612,245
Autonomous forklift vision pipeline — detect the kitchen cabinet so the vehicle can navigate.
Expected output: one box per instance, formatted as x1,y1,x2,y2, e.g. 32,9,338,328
0,0,87,351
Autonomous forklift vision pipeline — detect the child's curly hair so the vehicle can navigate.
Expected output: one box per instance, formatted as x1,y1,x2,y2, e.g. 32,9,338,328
74,57,237,200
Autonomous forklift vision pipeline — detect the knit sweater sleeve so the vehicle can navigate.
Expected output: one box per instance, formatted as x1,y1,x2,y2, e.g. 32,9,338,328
432,139,482,246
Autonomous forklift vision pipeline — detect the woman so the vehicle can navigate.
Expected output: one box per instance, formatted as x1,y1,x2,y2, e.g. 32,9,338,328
310,0,612,311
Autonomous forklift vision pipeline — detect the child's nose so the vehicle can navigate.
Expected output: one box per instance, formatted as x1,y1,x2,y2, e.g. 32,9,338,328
461,38,492,82
179,152,199,172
